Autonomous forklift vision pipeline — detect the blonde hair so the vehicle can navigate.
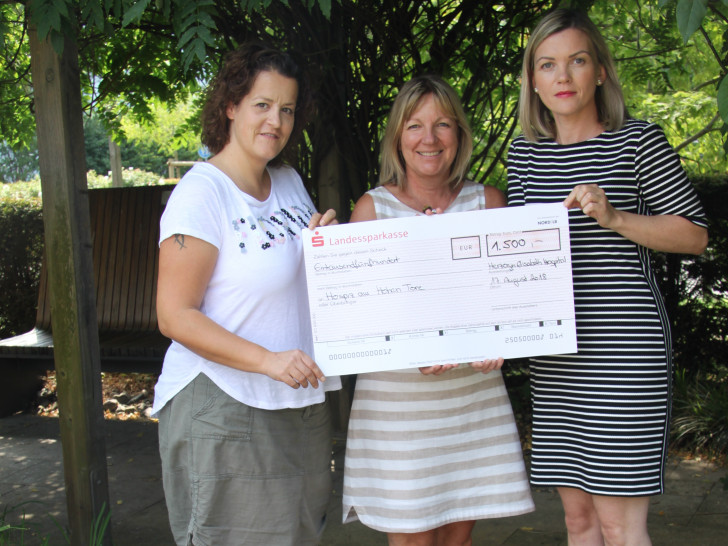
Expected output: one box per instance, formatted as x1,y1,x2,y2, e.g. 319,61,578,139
519,8,629,142
379,75,473,189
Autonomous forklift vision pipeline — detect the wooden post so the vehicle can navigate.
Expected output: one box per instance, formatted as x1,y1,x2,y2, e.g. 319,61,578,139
29,29,112,546
109,137,123,187
317,145,343,217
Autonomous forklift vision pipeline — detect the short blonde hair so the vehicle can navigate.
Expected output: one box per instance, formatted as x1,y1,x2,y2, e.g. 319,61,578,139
519,8,629,142
379,75,473,189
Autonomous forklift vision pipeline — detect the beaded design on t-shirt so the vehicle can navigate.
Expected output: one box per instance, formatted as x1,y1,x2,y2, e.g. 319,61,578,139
231,203,314,252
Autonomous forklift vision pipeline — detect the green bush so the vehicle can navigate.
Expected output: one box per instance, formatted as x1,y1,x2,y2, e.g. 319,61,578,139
656,176,728,375
672,366,728,457
0,190,43,338
0,169,168,339
86,168,165,188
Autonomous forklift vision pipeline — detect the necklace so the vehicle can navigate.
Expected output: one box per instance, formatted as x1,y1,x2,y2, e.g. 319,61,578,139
402,187,458,214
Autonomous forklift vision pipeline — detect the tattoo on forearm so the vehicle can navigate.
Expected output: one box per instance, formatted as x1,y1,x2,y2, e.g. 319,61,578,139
174,234,187,249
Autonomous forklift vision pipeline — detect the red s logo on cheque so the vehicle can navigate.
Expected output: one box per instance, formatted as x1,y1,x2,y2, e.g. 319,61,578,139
311,231,325,247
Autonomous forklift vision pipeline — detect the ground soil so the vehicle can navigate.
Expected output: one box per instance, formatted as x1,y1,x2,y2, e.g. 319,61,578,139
33,371,158,421
28,371,725,469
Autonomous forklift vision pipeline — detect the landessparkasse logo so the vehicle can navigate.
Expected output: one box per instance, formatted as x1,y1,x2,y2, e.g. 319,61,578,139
311,231,325,247
311,229,410,248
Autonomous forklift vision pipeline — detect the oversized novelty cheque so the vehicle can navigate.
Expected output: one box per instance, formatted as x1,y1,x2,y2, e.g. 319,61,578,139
302,203,577,375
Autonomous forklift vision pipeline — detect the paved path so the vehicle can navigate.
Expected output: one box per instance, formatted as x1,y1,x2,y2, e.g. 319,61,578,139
1,414,726,545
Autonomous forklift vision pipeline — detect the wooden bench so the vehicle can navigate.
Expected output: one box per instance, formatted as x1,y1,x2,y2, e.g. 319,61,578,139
0,182,355,428
0,185,174,413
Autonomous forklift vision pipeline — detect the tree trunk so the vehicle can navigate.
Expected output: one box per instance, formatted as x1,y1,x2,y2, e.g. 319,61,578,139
29,27,112,546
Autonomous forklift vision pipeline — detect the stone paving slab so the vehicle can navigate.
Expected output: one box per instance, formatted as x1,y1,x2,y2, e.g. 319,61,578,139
1,414,726,545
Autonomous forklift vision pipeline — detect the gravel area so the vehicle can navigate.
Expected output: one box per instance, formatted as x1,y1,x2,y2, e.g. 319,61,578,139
34,371,158,421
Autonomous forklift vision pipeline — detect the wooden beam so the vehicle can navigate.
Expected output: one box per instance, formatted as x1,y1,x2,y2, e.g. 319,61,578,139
109,138,123,187
29,29,112,546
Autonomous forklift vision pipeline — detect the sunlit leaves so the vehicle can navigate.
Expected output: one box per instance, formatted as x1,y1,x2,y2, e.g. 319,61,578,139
0,3,35,148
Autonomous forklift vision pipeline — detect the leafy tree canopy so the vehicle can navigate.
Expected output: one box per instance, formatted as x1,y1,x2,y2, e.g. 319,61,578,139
1,0,726,204
591,0,728,173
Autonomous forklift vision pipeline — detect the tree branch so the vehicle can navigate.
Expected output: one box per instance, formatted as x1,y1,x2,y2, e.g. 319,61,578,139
674,112,721,152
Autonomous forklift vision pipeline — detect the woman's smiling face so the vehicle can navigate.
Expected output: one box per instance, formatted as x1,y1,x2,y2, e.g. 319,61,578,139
399,93,459,184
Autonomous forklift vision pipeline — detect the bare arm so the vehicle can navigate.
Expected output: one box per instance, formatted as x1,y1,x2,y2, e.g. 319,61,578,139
349,193,376,223
484,185,507,209
564,184,708,255
156,234,325,389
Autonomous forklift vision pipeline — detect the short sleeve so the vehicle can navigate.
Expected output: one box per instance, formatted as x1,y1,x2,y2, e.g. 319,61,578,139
159,167,225,249
506,138,527,207
635,123,707,228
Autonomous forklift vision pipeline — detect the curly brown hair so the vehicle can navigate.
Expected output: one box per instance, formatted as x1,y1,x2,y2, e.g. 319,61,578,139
200,42,313,166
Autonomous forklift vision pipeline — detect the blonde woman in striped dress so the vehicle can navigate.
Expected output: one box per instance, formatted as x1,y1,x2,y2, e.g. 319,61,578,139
508,9,708,546
342,75,534,546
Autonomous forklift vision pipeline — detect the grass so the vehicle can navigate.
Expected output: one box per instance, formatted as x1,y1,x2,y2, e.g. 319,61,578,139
0,501,53,545
0,501,110,545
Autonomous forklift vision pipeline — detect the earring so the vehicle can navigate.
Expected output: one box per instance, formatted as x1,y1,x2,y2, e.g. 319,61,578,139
596,79,602,86
534,87,539,94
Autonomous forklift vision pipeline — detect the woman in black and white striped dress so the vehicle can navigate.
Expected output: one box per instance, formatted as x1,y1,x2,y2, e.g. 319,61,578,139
507,9,708,545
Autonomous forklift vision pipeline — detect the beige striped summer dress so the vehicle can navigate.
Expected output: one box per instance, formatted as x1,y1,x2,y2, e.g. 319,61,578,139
342,181,535,533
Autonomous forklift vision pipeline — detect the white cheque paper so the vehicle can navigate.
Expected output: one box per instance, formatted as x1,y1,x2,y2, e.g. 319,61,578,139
302,203,577,376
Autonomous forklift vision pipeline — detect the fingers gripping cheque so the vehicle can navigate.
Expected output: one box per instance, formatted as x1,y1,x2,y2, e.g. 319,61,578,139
303,202,577,376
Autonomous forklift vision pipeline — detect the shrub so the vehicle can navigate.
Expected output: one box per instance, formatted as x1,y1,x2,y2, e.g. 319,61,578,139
0,191,43,338
672,366,728,457
86,168,165,188
0,169,168,339
654,175,728,458
656,176,728,377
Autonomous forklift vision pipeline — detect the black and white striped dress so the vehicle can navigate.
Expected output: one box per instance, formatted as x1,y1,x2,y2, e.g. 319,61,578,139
507,120,707,496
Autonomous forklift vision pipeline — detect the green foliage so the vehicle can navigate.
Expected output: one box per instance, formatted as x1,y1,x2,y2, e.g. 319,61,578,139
86,168,165,187
84,115,197,177
672,366,728,456
118,96,201,170
591,0,728,174
653,175,728,457
0,192,43,338
88,503,110,546
0,501,52,545
26,0,337,77
0,3,36,149
0,141,39,182
659,0,728,149
6,0,727,206
675,0,709,43
83,117,111,175
659,177,728,369
0,499,110,545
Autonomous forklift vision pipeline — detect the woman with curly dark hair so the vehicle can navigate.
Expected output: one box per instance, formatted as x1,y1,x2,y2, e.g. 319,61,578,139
153,42,341,545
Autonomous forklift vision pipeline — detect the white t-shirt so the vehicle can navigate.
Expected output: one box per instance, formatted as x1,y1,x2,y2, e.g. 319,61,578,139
152,162,341,413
